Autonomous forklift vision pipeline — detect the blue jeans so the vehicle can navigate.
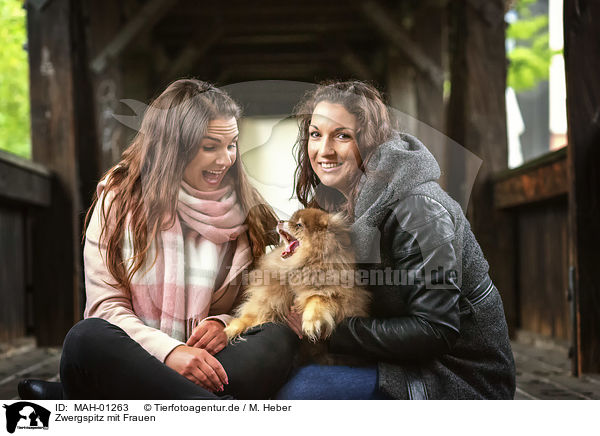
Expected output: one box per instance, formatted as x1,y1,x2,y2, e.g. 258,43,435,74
275,364,390,400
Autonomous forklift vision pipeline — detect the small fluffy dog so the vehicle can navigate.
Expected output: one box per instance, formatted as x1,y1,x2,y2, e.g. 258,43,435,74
224,208,370,346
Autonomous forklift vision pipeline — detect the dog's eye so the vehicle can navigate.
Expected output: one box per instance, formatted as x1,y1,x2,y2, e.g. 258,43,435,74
295,223,303,229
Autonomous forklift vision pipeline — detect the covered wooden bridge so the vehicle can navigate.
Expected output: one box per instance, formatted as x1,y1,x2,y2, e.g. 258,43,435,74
1,0,599,399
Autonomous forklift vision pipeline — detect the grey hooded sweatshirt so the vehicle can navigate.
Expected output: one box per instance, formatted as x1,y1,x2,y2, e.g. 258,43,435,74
328,132,516,399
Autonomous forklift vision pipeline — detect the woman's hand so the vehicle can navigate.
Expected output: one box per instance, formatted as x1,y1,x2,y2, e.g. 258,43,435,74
164,345,228,392
186,319,228,355
284,308,303,339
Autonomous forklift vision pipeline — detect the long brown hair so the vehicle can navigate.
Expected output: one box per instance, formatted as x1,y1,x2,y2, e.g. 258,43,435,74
84,79,278,293
293,80,396,218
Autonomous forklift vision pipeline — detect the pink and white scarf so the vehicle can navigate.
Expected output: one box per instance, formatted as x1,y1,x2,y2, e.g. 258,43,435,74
118,178,251,342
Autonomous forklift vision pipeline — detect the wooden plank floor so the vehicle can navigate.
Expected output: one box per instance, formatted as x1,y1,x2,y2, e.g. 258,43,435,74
511,331,600,400
1,332,600,400
0,337,61,400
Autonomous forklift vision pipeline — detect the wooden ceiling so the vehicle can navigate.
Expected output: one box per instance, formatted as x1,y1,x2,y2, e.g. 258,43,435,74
147,0,403,85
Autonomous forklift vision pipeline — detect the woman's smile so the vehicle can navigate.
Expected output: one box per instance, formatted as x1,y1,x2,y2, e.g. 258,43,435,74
318,161,343,171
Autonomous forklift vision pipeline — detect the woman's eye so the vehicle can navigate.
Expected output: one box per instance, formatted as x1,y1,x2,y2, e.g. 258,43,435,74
309,131,320,138
203,146,216,151
337,133,351,140
228,143,237,150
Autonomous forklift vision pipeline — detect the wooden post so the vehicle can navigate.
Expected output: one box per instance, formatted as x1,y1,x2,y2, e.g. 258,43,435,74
412,3,445,137
85,0,128,172
564,0,600,374
386,2,445,182
26,0,98,345
445,0,518,336
360,0,444,87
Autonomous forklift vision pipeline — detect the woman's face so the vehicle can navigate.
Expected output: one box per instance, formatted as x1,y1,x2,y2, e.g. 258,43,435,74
308,102,362,197
183,117,238,191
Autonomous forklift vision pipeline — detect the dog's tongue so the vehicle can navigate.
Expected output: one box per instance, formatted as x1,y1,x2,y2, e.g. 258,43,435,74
281,240,299,258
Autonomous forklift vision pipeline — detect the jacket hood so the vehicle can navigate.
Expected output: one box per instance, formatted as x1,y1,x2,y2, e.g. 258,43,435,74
354,132,441,221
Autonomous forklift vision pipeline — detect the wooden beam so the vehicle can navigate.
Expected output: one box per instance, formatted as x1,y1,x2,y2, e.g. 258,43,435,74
89,0,179,74
494,148,568,209
0,206,26,342
359,0,444,87
215,52,337,65
156,23,373,43
564,0,600,374
216,64,331,85
221,34,319,45
445,0,517,337
160,26,224,83
412,2,446,133
86,0,139,173
339,48,375,82
26,0,98,345
319,35,376,82
386,2,446,185
0,151,51,207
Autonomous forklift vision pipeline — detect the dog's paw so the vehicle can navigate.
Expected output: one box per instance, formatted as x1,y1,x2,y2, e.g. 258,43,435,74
302,310,335,343
224,319,248,341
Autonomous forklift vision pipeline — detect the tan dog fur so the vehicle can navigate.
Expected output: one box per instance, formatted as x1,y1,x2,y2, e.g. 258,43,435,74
224,208,370,343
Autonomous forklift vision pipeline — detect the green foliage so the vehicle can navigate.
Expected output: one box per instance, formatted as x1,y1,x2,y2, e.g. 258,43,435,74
0,0,31,159
512,0,539,16
506,1,558,92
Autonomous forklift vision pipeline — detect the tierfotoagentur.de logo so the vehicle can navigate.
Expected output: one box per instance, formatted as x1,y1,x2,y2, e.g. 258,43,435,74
2,402,50,434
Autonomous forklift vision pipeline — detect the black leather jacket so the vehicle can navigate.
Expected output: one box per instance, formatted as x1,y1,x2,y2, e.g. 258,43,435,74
328,194,462,363
326,132,514,398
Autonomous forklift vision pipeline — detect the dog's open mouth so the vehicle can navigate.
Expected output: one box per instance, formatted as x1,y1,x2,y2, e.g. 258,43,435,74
279,229,300,259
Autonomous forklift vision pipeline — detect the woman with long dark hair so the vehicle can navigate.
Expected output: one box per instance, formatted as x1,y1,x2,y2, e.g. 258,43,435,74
277,80,515,399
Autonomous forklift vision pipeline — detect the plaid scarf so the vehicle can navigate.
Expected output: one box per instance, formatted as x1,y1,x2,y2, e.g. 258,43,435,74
115,179,250,342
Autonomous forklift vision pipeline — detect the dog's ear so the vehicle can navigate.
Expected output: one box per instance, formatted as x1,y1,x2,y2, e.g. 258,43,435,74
319,213,329,228
328,213,352,248
328,212,347,226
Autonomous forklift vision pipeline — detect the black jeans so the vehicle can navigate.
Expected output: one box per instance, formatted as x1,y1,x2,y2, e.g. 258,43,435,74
60,318,299,400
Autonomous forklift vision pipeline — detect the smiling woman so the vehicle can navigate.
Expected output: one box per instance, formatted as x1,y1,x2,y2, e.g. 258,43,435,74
18,79,300,401
282,80,516,400
294,81,396,217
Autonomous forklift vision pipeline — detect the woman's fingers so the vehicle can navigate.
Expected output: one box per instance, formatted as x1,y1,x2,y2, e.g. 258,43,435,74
186,323,208,347
188,320,225,349
166,345,227,393
186,369,210,391
196,329,218,349
202,352,229,386
198,366,222,392
189,365,219,392
204,335,227,355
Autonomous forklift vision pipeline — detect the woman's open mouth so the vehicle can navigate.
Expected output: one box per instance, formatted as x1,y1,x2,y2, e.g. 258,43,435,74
279,229,300,258
202,169,226,185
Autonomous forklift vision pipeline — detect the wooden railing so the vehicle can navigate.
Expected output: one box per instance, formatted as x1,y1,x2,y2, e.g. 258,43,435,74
0,150,51,343
493,147,571,344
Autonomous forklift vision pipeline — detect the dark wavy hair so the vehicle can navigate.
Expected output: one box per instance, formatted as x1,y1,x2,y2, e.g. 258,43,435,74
293,80,396,217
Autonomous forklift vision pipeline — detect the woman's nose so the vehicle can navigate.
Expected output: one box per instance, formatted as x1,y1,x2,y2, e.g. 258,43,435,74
215,150,233,166
319,137,335,155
